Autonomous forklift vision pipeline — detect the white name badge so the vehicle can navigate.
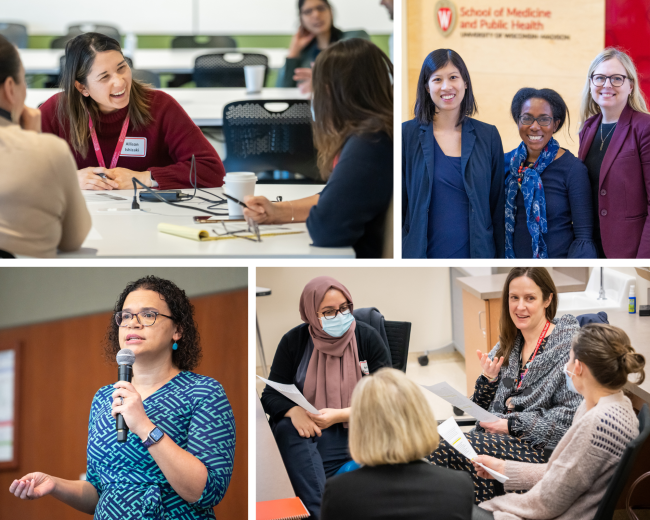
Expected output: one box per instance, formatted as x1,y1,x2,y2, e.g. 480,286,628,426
120,137,147,157
359,360,369,375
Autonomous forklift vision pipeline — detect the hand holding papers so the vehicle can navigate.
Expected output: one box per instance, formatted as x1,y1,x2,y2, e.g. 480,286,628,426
437,418,509,483
257,376,322,415
422,382,500,423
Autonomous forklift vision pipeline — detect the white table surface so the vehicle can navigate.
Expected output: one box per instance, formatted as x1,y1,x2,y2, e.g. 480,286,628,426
58,185,354,258
19,47,289,74
26,88,308,127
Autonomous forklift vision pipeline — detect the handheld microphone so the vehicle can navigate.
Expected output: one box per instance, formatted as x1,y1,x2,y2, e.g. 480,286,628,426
116,349,136,443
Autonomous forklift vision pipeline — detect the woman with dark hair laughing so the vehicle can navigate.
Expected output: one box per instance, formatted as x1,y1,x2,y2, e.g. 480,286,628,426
402,49,505,259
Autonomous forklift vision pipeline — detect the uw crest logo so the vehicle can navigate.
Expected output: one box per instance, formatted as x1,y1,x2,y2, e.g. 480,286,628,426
434,0,458,37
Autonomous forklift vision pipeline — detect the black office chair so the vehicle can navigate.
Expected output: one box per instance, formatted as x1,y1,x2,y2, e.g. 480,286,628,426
132,69,161,88
0,249,15,258
67,23,121,41
592,403,650,519
222,99,321,181
171,35,237,48
384,321,411,373
0,23,28,48
193,52,268,88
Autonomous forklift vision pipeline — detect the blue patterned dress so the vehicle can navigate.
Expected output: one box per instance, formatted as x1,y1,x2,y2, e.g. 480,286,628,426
86,371,236,520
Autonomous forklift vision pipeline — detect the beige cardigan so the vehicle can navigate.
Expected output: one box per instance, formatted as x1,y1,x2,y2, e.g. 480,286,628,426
0,118,91,257
480,392,639,520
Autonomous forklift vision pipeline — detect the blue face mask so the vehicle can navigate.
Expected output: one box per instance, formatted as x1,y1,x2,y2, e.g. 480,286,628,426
563,363,580,394
311,102,316,122
320,312,355,337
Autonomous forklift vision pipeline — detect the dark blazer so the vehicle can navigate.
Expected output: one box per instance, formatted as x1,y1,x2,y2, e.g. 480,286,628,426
402,117,505,258
320,460,474,520
306,133,393,259
260,322,391,423
578,104,650,258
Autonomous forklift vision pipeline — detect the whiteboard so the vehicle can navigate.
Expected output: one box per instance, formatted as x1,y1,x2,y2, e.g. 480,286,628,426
2,0,393,35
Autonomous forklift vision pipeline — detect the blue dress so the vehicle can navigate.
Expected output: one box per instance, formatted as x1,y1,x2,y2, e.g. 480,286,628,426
86,371,236,520
504,149,597,258
426,138,470,258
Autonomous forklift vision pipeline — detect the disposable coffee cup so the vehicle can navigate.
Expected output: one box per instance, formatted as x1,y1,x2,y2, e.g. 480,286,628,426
244,65,266,93
224,172,257,217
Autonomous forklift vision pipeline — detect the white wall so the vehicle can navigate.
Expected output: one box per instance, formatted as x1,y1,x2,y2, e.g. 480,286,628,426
256,267,452,369
0,267,247,329
3,0,393,35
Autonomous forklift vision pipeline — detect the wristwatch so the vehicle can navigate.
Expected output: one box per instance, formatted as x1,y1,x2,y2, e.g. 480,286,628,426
142,425,165,448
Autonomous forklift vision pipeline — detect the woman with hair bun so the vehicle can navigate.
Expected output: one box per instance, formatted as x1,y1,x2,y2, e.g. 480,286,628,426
8,276,236,519
475,323,645,520
505,88,596,259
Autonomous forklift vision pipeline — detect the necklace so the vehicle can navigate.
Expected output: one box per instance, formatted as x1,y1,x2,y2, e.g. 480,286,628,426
600,122,617,151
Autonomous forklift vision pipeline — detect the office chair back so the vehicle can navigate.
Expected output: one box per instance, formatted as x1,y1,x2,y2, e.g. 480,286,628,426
132,69,161,88
171,35,237,48
193,52,268,88
384,321,411,373
592,404,650,520
0,23,28,48
67,23,121,41
222,99,320,180
0,249,15,258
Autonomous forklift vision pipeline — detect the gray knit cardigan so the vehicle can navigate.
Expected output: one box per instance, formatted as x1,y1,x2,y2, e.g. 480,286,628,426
472,314,584,449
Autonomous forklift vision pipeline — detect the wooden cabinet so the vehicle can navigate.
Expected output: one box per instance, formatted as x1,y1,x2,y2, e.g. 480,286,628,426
462,290,502,396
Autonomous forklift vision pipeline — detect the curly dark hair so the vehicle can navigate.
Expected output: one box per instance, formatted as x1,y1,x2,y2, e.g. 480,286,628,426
510,87,570,134
104,276,202,370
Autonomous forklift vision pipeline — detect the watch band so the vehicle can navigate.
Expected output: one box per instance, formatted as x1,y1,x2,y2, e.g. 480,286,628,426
142,426,164,448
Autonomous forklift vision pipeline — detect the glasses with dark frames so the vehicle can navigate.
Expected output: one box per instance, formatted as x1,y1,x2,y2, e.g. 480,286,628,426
318,303,353,320
518,115,554,127
590,74,628,87
115,311,174,327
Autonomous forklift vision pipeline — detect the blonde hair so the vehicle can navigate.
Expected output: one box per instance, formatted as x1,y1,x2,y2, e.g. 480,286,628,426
579,48,650,130
348,368,439,466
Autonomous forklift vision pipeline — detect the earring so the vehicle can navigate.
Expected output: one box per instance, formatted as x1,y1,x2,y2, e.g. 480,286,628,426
172,342,178,351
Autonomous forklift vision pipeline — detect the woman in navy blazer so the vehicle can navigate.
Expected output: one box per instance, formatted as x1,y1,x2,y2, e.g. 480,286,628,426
402,49,505,258
578,48,650,258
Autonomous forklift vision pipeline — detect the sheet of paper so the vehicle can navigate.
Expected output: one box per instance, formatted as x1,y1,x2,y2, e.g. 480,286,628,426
437,418,509,484
84,193,128,203
257,376,321,415
422,382,500,423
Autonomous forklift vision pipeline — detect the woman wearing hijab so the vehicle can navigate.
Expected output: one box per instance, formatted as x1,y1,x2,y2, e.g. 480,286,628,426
260,276,390,520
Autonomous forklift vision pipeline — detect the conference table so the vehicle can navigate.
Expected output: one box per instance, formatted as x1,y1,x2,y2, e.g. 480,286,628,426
19,47,289,75
56,185,355,258
26,87,308,127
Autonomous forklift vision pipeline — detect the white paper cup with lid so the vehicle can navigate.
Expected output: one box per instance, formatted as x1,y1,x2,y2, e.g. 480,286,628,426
224,172,257,216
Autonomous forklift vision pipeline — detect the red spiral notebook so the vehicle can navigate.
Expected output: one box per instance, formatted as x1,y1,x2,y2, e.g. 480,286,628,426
256,497,309,520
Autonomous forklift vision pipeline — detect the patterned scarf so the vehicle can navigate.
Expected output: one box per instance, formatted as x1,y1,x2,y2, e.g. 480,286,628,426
505,138,559,259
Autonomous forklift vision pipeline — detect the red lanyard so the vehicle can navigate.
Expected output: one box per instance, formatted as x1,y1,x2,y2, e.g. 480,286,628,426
517,320,550,390
89,114,130,169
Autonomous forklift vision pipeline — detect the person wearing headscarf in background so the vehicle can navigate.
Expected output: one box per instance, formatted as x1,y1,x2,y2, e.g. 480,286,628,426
260,276,390,519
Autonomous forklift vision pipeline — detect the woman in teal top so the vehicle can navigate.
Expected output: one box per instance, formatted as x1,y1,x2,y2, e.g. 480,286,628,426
8,276,236,520
277,0,369,90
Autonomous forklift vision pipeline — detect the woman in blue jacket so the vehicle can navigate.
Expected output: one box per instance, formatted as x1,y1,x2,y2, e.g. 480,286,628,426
402,49,505,258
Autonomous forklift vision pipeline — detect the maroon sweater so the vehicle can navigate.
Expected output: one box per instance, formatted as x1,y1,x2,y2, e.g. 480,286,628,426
40,90,225,189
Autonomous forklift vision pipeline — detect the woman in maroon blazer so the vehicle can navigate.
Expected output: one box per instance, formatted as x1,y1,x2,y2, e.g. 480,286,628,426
578,48,650,258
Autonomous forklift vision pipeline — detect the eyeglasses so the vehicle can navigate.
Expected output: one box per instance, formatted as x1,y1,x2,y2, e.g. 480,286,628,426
518,115,554,127
301,4,328,16
318,303,353,320
115,311,174,327
590,74,628,87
